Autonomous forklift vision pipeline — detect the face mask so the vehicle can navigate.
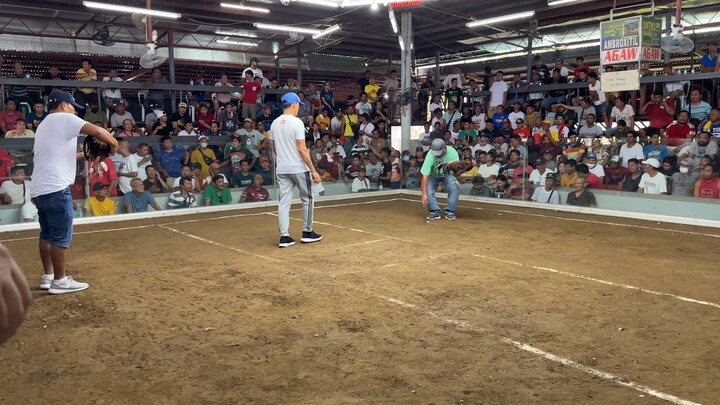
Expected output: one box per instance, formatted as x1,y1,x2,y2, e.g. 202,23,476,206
90,107,99,113
200,142,208,148
587,163,596,169
680,167,689,174
402,156,410,162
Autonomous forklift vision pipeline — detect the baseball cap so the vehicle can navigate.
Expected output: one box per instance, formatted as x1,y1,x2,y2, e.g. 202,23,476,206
92,182,109,191
430,138,446,156
609,155,621,163
543,150,553,155
198,135,209,141
545,173,558,181
259,156,269,163
542,119,551,124
642,158,660,168
117,99,126,105
178,102,188,108
48,90,84,110
585,153,597,159
281,92,305,106
680,158,695,167
515,118,524,123
535,157,545,165
243,118,254,123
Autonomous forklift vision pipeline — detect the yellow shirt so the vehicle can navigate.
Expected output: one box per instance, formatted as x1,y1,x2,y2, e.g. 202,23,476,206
459,166,478,178
319,172,332,181
77,68,97,94
316,114,331,132
190,148,217,178
343,114,359,137
84,196,115,216
561,173,578,188
365,84,380,103
4,130,35,138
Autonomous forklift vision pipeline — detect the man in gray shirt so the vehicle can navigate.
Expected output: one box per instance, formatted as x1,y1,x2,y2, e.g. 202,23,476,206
145,67,168,110
109,100,134,131
670,158,700,196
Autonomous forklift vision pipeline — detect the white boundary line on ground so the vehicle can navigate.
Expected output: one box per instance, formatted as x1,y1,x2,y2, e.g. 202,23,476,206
399,190,720,230
271,213,415,243
396,196,720,238
345,239,386,247
383,296,701,405
150,222,701,405
0,198,401,243
0,191,403,234
471,254,720,310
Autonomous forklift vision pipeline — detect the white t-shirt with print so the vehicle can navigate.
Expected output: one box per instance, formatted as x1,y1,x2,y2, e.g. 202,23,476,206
611,104,635,123
639,172,667,194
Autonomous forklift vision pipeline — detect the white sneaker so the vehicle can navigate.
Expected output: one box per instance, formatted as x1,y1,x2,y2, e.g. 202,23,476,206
40,274,53,290
48,276,89,295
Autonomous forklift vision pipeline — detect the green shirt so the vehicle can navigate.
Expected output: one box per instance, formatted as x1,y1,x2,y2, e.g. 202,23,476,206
203,184,232,205
459,130,478,139
420,145,460,177
83,110,108,125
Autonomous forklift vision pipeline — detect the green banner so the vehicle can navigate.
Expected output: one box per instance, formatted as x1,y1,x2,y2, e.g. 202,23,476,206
641,17,662,48
601,17,640,51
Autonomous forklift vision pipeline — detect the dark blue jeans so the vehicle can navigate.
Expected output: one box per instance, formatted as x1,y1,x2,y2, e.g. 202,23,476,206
33,187,74,248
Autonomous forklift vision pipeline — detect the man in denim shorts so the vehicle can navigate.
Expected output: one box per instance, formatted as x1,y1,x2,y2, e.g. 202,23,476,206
30,91,117,294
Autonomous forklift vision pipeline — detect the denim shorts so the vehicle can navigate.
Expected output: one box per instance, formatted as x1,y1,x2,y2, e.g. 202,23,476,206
33,187,74,248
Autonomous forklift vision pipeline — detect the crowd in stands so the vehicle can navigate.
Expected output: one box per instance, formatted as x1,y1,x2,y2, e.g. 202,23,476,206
1,46,720,220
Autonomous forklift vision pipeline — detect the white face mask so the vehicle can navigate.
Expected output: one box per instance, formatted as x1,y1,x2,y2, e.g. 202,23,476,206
680,167,689,174
587,163,596,169
200,142,208,149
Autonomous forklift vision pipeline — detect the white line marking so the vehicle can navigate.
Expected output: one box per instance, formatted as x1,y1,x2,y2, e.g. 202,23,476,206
395,197,720,238
157,224,281,263
382,296,701,405
345,239,386,247
149,224,702,405
0,199,399,243
268,213,415,243
472,254,720,310
385,253,452,267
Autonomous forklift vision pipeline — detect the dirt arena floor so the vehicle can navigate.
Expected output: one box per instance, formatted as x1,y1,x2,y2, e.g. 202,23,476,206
0,195,718,404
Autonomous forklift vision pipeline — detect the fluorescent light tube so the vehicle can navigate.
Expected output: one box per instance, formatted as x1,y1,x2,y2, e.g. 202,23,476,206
254,23,321,35
217,39,259,46
311,24,341,39
466,11,534,28
388,9,398,34
220,3,270,13
83,1,181,18
294,0,340,7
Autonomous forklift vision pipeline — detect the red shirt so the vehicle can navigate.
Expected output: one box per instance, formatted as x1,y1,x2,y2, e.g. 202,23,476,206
241,186,270,202
0,149,13,178
321,153,341,180
513,127,531,140
88,157,119,197
665,122,696,146
604,166,627,185
242,81,262,104
196,111,215,132
0,111,22,133
697,177,720,199
585,173,606,189
645,99,675,129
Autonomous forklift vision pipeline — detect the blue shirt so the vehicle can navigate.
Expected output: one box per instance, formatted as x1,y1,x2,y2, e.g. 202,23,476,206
492,112,508,128
689,101,712,122
643,144,668,161
701,52,718,69
124,191,156,212
26,111,48,129
156,146,186,178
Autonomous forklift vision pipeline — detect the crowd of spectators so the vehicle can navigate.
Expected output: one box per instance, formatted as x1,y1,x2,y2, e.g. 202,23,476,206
1,47,720,220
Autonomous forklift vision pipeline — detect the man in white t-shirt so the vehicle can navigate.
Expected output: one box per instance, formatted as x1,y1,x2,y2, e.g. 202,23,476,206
419,122,432,152
102,68,123,109
618,131,645,168
115,138,139,195
0,166,38,222
609,96,635,135
242,57,264,81
488,71,509,110
531,172,560,204
529,158,556,186
638,158,667,194
269,93,322,248
30,90,117,294
134,143,153,181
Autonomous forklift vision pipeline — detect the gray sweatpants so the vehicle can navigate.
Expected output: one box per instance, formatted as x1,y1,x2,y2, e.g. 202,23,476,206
277,172,314,237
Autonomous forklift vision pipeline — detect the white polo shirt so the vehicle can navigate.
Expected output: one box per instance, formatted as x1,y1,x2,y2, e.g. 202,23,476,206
269,114,310,174
30,112,86,197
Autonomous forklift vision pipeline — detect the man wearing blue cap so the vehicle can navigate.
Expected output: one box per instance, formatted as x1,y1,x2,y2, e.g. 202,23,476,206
270,92,322,248
30,90,117,294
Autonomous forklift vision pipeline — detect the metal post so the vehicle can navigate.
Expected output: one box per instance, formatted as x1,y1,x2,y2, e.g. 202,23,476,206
297,45,302,88
526,36,534,81
400,11,413,153
168,30,176,112
435,51,440,87
664,13,671,64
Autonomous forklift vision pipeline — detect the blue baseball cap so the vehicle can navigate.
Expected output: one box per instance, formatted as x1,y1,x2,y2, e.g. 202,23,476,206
47,90,84,110
585,153,597,159
281,92,305,106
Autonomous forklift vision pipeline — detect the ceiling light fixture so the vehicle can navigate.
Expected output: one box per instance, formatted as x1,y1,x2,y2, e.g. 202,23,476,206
466,11,534,28
547,0,580,5
398,36,405,51
311,24,341,39
215,30,258,38
254,23,322,35
688,26,720,34
293,0,341,7
83,1,181,18
562,40,599,49
220,3,271,13
217,39,259,46
388,8,398,34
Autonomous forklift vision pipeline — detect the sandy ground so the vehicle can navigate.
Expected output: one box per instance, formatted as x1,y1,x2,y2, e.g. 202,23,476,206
0,196,718,404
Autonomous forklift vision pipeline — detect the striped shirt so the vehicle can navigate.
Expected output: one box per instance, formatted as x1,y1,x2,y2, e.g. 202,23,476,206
167,191,197,209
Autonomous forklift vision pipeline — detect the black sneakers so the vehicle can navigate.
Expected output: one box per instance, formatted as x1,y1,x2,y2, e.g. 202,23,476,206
278,236,296,248
301,231,323,244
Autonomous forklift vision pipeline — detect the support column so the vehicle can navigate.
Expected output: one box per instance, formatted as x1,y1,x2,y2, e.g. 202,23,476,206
435,51,440,87
526,36,534,81
168,30,176,112
664,13,671,64
296,45,302,88
400,11,413,153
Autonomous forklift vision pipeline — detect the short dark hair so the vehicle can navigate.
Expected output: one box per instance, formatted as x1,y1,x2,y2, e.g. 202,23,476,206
576,163,590,174
565,159,577,168
381,147,391,157
81,58,93,65
161,135,173,143
212,174,224,183
144,165,156,173
628,158,640,165
180,176,193,187
152,67,161,73
10,166,25,175
587,72,598,79
5,98,16,106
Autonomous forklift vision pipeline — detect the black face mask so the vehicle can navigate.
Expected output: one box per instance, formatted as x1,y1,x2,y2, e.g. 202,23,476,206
90,107,99,113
